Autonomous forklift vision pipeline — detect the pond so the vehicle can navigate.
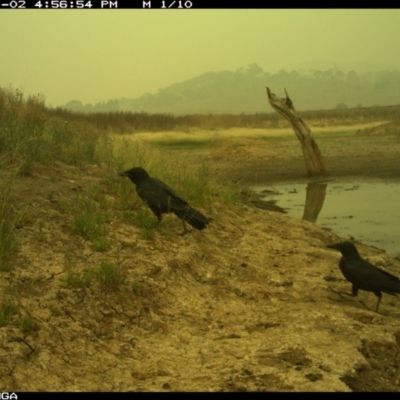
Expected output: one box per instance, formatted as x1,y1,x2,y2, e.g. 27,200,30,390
251,180,400,258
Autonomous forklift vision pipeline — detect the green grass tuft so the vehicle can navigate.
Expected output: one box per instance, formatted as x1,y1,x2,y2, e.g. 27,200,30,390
132,282,143,296
95,262,127,289
70,195,110,250
0,301,19,327
19,315,39,333
64,269,95,288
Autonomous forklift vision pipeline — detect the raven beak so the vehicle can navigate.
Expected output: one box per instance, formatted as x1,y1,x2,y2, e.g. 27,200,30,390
118,171,129,177
327,244,338,250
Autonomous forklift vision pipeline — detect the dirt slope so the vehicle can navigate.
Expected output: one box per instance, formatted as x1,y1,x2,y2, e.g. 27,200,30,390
1,160,400,392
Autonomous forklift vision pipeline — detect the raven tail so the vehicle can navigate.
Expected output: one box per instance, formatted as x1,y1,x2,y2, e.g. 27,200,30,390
175,206,210,230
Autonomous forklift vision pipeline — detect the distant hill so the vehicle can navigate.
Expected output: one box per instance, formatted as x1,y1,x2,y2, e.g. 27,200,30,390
63,64,400,115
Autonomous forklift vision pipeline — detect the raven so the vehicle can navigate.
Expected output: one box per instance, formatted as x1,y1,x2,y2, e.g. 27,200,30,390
327,241,400,312
119,167,210,234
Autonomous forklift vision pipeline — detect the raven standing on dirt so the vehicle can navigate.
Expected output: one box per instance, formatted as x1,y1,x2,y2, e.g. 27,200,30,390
327,241,400,312
119,167,210,235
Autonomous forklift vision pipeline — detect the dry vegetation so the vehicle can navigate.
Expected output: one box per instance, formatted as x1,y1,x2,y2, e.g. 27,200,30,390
1,86,400,391
52,98,400,133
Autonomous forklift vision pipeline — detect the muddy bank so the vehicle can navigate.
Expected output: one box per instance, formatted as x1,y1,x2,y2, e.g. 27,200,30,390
209,134,400,184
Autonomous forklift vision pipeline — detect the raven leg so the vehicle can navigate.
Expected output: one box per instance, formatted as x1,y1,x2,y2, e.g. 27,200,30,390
178,219,188,236
154,217,162,227
374,292,382,312
148,206,163,227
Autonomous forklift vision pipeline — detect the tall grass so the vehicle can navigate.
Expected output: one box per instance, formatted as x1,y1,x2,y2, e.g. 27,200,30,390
0,88,47,169
0,87,114,171
108,136,238,209
0,158,20,271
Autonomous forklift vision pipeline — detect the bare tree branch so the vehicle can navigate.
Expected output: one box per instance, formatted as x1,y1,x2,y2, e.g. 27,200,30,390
266,87,327,176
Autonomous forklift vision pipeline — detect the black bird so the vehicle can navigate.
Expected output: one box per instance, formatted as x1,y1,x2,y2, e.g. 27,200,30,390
327,241,400,312
119,167,210,234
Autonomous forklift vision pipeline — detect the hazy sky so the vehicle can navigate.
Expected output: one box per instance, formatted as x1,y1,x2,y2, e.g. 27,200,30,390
1,9,400,107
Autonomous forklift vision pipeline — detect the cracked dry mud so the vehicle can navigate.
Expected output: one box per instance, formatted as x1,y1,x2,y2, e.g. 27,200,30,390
1,130,400,391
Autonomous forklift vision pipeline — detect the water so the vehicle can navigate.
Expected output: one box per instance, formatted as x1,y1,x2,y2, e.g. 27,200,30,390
252,180,400,258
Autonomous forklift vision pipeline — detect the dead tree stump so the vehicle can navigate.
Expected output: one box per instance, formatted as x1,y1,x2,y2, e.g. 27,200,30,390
266,87,327,176
302,182,327,223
